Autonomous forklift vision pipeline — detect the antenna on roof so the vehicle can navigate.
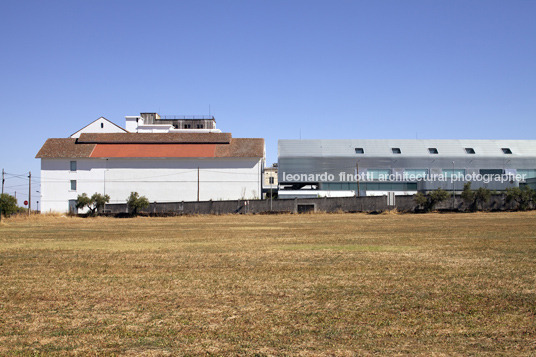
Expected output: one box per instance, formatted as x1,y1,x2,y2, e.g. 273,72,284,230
209,104,211,117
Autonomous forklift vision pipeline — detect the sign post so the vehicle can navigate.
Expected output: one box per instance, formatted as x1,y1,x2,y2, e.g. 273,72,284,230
28,171,31,216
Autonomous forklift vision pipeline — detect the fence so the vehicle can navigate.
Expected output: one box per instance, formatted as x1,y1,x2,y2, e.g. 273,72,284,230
103,194,520,216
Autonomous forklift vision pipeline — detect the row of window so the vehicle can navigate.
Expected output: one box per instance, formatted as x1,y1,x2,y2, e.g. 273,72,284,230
322,182,418,191
360,169,536,180
355,147,513,155
174,124,204,129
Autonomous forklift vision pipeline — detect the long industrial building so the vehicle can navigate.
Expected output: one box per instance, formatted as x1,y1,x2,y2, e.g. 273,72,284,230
278,139,536,198
36,114,264,213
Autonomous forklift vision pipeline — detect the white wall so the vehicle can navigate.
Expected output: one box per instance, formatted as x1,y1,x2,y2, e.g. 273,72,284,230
40,158,263,213
70,118,127,138
125,116,142,132
277,190,417,199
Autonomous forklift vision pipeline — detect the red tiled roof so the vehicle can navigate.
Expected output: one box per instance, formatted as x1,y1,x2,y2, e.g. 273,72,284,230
90,144,217,158
36,134,264,159
78,132,232,144
35,139,96,158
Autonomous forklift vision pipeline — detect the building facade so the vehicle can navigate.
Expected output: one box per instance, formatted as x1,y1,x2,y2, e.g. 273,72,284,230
278,139,536,198
36,115,264,213
262,165,278,198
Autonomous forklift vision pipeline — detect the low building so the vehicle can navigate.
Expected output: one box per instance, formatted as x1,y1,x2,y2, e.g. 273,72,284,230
36,114,264,213
262,164,278,198
278,139,536,198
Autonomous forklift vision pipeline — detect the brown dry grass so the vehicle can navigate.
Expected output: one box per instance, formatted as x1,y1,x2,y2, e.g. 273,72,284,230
1,212,535,355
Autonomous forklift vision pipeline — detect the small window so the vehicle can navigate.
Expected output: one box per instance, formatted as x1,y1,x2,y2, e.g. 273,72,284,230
70,161,77,172
355,148,364,154
392,148,401,154
465,148,475,154
428,148,438,154
480,169,503,175
196,124,204,129
502,148,512,154
70,180,77,191
269,177,275,184
184,124,191,129
101,123,104,128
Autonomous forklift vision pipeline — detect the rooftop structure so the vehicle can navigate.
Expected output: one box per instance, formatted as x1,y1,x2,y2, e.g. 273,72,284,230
125,112,220,134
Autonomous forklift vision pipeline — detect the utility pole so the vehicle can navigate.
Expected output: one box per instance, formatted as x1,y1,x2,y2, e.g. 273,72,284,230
197,167,200,202
28,171,31,216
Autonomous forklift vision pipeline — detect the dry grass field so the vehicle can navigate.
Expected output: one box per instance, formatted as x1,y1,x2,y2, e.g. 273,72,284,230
0,212,535,356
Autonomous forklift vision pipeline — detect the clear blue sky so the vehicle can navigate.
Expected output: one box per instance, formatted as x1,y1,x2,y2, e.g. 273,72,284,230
1,0,535,208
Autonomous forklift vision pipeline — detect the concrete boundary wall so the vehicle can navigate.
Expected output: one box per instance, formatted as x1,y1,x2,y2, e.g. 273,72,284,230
103,194,519,215
105,196,389,215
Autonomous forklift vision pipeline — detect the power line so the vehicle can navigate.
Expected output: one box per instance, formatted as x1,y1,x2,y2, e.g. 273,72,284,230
3,183,30,189
5,172,30,178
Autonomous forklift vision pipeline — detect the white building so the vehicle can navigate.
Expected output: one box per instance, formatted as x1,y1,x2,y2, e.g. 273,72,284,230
36,114,265,213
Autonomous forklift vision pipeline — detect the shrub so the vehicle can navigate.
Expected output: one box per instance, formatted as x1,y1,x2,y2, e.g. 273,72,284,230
127,192,149,216
505,186,535,211
414,192,428,208
0,193,18,217
414,189,450,212
461,182,475,211
461,182,491,211
474,187,491,211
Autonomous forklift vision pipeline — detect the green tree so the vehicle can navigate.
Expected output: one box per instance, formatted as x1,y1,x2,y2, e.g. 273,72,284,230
76,193,110,216
75,193,91,212
414,189,450,212
474,187,491,211
414,192,428,209
461,182,491,211
0,193,18,218
428,189,450,210
127,192,149,216
461,182,475,211
90,193,110,214
506,186,534,211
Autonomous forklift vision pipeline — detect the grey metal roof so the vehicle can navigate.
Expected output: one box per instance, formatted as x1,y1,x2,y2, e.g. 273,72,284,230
279,139,536,158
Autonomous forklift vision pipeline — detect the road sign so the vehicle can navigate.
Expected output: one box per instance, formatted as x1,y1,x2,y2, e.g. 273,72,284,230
24,200,28,206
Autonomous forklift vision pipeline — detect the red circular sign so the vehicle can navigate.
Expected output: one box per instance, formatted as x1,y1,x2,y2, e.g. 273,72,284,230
24,200,28,206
